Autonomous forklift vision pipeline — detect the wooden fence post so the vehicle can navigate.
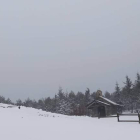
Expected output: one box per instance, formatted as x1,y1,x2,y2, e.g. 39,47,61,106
117,113,119,122
138,113,140,124
98,113,100,119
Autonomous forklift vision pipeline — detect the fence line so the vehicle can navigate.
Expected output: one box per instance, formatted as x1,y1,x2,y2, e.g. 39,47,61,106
117,113,140,124
98,113,140,124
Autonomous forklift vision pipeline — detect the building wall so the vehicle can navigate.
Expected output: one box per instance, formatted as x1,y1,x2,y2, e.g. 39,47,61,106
106,106,118,116
92,107,98,117
105,106,111,116
90,105,118,117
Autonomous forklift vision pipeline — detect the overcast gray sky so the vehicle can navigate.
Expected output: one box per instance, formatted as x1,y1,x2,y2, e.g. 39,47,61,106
0,0,140,101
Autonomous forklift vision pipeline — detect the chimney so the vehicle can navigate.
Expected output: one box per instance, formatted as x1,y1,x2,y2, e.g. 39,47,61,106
96,90,102,99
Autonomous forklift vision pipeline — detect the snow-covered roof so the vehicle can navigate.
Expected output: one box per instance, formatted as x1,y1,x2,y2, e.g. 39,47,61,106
87,100,110,109
99,96,122,106
86,96,123,109
96,100,110,106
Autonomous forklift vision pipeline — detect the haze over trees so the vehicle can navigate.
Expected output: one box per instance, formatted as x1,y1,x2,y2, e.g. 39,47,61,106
0,73,140,115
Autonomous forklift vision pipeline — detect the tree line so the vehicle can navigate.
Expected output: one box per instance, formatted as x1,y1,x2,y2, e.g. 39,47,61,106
0,73,140,115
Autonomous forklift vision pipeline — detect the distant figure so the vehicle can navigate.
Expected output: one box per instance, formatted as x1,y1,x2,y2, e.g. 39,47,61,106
18,106,20,109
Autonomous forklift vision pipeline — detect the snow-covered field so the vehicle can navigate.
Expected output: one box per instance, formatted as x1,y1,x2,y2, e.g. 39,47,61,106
0,103,139,140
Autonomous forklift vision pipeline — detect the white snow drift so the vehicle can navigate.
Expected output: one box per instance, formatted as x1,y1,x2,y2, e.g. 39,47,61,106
0,103,139,140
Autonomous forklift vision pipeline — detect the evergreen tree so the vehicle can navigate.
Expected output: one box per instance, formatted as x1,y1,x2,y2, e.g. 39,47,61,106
16,99,23,106
85,88,90,103
133,73,140,109
104,91,111,99
1,72,140,115
122,76,134,111
113,82,121,103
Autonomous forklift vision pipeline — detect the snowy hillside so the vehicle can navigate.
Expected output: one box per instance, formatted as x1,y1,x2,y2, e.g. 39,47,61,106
0,103,139,140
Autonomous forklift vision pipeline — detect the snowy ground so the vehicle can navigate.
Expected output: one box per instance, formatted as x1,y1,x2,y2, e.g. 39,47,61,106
0,103,139,140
